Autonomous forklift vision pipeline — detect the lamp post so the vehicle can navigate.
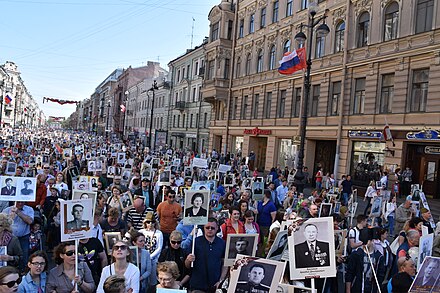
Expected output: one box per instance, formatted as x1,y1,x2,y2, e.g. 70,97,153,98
147,80,159,149
106,100,111,139
293,2,329,191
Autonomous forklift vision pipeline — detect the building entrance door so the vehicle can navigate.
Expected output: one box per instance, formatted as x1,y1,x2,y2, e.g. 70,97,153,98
248,136,267,172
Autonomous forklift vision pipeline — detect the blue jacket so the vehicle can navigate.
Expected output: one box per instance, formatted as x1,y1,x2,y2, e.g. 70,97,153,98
18,271,47,293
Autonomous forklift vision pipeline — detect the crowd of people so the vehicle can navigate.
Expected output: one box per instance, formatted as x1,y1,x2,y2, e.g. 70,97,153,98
0,127,436,293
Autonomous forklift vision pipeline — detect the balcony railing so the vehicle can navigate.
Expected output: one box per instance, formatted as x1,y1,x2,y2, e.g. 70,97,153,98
175,101,186,110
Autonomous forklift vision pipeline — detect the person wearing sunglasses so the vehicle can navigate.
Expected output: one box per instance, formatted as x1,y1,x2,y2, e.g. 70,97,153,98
0,266,21,293
139,212,162,289
130,231,152,293
156,189,182,249
46,241,95,293
97,241,140,293
185,218,228,292
18,250,48,293
158,230,190,288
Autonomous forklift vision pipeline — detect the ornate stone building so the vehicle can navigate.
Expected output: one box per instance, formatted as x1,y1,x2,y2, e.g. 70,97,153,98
203,0,440,195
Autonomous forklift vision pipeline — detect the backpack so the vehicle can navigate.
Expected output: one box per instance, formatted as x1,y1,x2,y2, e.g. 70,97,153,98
346,226,360,256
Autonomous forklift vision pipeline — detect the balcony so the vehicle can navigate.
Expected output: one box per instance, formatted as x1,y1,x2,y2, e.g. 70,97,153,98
175,101,186,111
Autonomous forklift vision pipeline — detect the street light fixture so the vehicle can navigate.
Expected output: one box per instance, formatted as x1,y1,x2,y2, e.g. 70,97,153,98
293,2,329,192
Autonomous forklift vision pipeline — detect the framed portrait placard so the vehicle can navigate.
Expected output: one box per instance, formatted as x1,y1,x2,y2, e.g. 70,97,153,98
410,256,440,292
104,232,122,255
228,255,285,293
334,230,347,258
276,284,317,293
224,233,258,266
60,199,93,242
418,233,434,270
119,191,134,213
0,176,36,202
267,230,289,261
72,190,97,214
288,217,336,280
183,190,209,226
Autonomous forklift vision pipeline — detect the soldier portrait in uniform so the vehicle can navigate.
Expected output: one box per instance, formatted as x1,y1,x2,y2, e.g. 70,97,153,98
66,204,90,232
235,263,273,293
225,234,258,265
1,177,16,196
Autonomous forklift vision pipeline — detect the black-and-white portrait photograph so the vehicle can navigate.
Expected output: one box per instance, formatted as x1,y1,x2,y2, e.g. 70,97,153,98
225,234,258,266
74,145,84,155
85,152,92,160
63,148,72,158
410,256,440,292
89,176,99,190
87,160,96,172
348,202,358,218
184,167,192,178
0,177,16,196
276,284,317,293
266,175,273,185
16,177,37,201
183,190,209,225
5,162,16,176
219,210,230,220
117,152,126,164
289,217,336,280
333,202,341,214
0,246,7,267
318,203,332,218
224,173,235,186
267,230,289,261
228,256,285,293
369,197,383,218
418,233,434,269
242,178,252,190
172,158,180,166
121,169,131,183
72,190,97,212
104,232,122,255
334,230,347,258
119,191,134,212
198,168,208,181
252,181,264,201
158,170,171,186
60,198,94,241
151,158,160,170
68,166,80,180
60,189,71,200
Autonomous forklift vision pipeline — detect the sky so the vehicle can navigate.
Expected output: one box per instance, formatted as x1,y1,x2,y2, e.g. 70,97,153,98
0,0,220,118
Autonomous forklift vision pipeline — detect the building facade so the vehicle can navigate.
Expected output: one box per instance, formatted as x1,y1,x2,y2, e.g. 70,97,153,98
204,0,440,196
168,42,211,153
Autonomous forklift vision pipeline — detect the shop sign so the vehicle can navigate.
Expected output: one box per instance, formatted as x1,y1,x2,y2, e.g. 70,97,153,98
243,127,272,136
407,129,440,141
425,146,440,154
348,130,382,139
186,133,197,138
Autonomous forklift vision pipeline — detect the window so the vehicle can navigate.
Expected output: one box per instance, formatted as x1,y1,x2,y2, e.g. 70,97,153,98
242,95,248,119
208,60,215,79
334,21,345,52
192,87,196,102
194,61,199,76
224,58,230,79
272,0,279,23
260,7,266,28
182,114,186,128
177,70,180,82
278,90,286,118
175,92,178,104
283,40,291,53
253,94,260,119
245,54,251,75
351,141,385,187
177,115,180,128
384,2,399,41
196,113,199,127
265,92,272,118
315,35,325,58
329,81,341,116
353,78,366,114
232,97,238,120
182,68,185,80
415,0,433,33
236,57,241,78
269,45,276,70
203,113,208,128
380,74,394,113
293,88,301,117
286,0,293,17
186,65,190,78
249,14,255,33
239,19,244,38
357,12,370,47
211,22,219,41
301,0,307,10
227,20,233,40
190,114,193,128
409,69,429,112
256,50,263,73
310,85,320,116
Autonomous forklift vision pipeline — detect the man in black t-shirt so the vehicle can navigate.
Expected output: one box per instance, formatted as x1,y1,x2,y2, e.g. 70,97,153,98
78,237,108,286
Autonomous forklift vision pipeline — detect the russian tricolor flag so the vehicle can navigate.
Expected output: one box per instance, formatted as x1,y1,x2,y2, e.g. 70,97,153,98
4,95,12,105
278,47,307,75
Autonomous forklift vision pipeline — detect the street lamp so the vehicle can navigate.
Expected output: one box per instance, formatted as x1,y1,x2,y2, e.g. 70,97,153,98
293,2,329,192
106,100,111,139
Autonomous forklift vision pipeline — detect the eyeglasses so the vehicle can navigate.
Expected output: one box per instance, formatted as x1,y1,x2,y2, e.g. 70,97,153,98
168,195,175,199
63,250,76,256
158,277,173,283
145,221,154,224
31,262,46,267
43,167,50,169
0,277,21,288
204,226,216,230
113,245,128,251
170,240,182,245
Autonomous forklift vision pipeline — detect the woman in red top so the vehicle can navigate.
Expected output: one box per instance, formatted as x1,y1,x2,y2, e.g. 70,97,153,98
220,206,245,241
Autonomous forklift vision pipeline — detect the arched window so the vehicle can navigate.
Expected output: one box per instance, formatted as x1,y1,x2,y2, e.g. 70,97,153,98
384,2,399,41
283,40,291,53
357,12,370,47
269,45,276,70
236,57,242,78
256,50,263,73
334,21,345,52
245,53,252,75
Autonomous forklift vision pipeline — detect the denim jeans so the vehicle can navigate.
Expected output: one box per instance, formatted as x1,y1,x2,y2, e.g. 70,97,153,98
342,193,349,206
387,215,395,236
18,234,30,272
